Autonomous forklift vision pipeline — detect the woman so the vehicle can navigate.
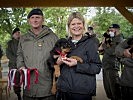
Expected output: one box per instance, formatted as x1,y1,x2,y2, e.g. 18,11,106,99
56,12,102,100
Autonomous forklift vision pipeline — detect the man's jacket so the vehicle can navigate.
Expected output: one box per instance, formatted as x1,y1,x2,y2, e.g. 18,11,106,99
6,38,19,69
102,34,124,70
115,36,133,87
17,25,58,97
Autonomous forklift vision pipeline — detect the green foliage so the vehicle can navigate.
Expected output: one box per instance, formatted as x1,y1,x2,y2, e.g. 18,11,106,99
43,7,88,38
43,7,68,38
0,7,133,52
0,8,28,52
0,7,88,51
91,7,133,39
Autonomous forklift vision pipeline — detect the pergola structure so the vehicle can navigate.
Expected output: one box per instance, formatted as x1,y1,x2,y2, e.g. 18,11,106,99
0,0,133,25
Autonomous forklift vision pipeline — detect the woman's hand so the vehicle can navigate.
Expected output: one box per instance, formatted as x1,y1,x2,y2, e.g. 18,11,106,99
62,57,78,67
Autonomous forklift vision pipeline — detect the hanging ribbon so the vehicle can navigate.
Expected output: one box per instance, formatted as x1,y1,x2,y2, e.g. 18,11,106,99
27,68,38,90
7,68,39,90
21,68,28,89
8,69,17,89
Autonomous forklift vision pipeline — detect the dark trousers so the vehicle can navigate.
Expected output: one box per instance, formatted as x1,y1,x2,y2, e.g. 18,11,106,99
103,69,121,100
56,91,92,100
121,86,133,100
13,70,22,100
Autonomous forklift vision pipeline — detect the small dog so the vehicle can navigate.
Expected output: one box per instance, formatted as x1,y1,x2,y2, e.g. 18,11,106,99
47,38,83,94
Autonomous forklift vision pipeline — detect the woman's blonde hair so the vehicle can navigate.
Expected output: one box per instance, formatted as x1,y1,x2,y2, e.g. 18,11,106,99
67,12,86,37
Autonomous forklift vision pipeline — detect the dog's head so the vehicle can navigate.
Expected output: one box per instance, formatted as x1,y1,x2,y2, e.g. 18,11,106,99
51,38,71,56
47,38,71,69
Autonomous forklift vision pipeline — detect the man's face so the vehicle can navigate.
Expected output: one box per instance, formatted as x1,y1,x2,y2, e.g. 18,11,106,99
109,28,116,33
88,30,93,35
28,15,44,29
13,31,21,40
109,27,120,36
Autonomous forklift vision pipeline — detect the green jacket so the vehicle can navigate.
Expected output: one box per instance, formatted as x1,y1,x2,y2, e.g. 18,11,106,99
115,36,133,87
6,38,19,69
102,34,124,69
17,25,58,97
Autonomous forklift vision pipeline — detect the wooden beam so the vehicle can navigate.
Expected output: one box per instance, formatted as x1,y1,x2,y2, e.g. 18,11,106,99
0,0,133,7
0,0,133,25
115,6,133,25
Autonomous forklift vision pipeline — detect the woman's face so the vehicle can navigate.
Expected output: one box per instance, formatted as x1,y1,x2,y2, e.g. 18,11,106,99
69,18,84,36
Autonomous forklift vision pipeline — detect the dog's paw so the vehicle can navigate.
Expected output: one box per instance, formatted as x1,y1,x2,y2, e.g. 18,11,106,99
70,56,83,63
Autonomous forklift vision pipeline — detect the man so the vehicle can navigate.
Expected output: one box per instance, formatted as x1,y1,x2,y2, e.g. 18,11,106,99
0,45,3,78
6,27,21,69
98,24,124,100
87,26,94,36
115,36,133,100
17,8,58,100
86,26,99,49
0,45,3,66
6,27,21,100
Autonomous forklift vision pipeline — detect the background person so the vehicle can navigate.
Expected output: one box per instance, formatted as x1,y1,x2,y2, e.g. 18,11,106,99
0,45,3,66
98,24,124,100
0,44,3,78
86,26,99,49
6,27,21,100
6,27,21,70
115,35,133,100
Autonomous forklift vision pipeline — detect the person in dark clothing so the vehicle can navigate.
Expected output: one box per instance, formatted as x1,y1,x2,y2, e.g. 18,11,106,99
0,45,3,66
0,45,3,57
0,45,3,78
86,26,99,49
6,27,21,70
115,35,133,100
98,24,124,100
6,27,21,100
56,12,102,100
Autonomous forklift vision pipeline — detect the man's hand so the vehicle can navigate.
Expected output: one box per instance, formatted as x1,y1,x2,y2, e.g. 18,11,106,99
19,66,26,70
123,48,131,58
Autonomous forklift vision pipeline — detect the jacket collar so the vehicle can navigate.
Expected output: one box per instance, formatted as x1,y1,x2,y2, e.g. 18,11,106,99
28,25,51,39
68,35,90,44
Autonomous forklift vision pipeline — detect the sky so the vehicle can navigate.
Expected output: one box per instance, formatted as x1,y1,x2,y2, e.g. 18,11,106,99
86,7,97,18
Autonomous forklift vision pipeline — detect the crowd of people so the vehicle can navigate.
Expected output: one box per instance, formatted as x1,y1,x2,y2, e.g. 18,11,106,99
0,8,133,100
